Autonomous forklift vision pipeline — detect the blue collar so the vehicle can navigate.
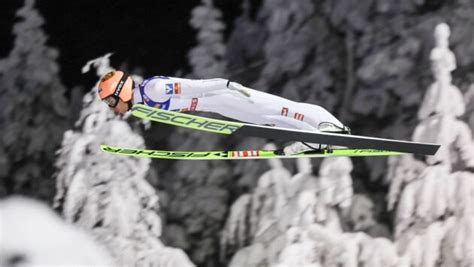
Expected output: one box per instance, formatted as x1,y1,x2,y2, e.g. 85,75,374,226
138,77,171,110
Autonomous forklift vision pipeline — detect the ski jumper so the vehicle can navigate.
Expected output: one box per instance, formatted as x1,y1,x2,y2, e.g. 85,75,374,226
132,76,344,132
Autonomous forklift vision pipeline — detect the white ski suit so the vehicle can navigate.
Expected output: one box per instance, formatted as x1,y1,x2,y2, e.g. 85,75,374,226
132,76,344,132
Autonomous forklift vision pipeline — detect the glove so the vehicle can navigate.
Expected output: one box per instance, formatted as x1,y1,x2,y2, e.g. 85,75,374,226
228,82,251,98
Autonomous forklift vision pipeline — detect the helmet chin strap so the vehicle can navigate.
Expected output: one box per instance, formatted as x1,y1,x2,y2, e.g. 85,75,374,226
127,80,136,111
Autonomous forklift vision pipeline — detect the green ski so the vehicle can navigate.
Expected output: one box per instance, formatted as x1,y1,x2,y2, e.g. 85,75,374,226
101,145,404,160
131,104,440,155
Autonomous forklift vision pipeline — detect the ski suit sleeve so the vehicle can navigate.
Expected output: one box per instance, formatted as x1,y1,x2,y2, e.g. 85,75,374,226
145,77,251,105
177,78,250,98
179,78,229,96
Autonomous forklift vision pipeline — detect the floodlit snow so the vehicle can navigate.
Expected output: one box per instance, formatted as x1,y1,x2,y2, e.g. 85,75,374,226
0,197,114,266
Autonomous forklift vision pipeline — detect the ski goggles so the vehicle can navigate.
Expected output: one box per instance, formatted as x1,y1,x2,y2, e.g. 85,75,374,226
101,95,119,108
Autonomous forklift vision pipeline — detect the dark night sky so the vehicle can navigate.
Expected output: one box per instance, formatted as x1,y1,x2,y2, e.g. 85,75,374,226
0,0,242,89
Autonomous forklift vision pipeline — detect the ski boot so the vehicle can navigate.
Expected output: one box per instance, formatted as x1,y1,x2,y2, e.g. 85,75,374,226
275,123,351,156
276,142,331,156
318,122,351,134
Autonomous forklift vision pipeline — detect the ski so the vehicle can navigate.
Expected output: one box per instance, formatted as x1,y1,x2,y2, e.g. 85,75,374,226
131,104,440,156
100,145,404,160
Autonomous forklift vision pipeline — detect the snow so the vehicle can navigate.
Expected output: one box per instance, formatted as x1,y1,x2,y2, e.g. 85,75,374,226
0,197,114,266
465,84,474,133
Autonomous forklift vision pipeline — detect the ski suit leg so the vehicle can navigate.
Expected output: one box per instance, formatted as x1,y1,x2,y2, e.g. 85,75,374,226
291,102,344,129
234,84,344,130
262,115,319,131
240,85,343,128
195,83,345,154
196,82,344,131
254,100,344,131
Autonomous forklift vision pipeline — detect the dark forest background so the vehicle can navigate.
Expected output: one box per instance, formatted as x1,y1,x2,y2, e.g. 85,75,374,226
0,0,246,89
0,0,473,266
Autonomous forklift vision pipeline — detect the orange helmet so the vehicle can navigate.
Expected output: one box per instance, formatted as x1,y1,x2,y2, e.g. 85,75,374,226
98,70,134,107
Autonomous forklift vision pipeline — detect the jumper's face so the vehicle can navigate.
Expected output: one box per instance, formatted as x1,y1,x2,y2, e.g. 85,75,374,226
112,98,129,114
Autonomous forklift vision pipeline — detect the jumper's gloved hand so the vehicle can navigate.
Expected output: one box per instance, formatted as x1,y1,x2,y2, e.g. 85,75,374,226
228,82,251,98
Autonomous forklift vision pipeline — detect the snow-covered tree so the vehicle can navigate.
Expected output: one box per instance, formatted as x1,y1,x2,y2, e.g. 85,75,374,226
188,0,227,78
222,151,402,266
221,15,474,266
254,0,339,110
53,55,194,266
387,23,474,267
0,0,69,200
464,84,474,133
